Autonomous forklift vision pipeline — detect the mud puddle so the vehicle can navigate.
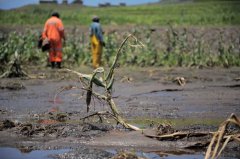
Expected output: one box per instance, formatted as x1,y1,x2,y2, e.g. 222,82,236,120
0,147,70,159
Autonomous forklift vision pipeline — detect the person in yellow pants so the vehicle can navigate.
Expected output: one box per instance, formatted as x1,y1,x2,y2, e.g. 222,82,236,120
90,16,105,69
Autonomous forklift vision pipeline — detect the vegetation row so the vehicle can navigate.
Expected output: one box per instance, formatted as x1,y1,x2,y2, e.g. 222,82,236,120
0,25,239,72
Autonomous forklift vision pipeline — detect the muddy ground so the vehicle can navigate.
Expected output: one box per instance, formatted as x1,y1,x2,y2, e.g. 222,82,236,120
0,66,240,159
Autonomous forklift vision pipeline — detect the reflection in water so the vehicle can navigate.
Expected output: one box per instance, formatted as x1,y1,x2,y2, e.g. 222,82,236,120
0,147,70,159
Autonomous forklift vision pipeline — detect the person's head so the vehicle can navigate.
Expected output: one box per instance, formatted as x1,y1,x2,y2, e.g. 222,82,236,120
92,16,100,23
51,12,60,18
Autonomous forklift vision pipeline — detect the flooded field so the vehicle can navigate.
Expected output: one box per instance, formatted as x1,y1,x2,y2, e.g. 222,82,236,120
0,66,240,159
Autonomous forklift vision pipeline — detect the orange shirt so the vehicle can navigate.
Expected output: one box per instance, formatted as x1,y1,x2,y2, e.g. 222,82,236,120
42,16,64,42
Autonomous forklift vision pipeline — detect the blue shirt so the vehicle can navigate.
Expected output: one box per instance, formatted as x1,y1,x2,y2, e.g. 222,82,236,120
90,22,103,42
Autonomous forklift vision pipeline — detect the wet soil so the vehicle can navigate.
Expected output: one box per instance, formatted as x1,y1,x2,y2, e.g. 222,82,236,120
0,66,240,158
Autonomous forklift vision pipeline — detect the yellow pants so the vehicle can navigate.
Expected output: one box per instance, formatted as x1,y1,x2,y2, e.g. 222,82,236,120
91,35,102,69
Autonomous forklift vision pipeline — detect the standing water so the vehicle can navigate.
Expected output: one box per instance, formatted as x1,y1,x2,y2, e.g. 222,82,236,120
0,147,70,159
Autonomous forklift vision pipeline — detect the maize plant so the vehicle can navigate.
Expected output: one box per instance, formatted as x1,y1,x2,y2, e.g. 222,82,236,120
66,34,144,131
0,51,28,78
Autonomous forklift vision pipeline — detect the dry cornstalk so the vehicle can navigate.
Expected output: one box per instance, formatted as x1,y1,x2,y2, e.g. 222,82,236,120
205,113,240,159
144,131,211,141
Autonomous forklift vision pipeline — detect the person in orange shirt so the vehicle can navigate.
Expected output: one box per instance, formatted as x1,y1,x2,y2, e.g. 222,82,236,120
42,12,65,69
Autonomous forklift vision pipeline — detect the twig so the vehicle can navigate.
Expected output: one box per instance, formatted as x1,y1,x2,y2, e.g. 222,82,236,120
144,131,211,140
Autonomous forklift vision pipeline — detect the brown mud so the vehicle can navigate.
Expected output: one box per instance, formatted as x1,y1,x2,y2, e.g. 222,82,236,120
0,66,240,158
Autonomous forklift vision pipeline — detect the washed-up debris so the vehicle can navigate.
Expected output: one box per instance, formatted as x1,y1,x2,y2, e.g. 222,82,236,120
0,119,16,130
174,77,186,86
10,114,113,138
32,114,40,120
17,122,110,138
48,112,69,122
132,88,182,97
234,77,240,81
0,109,8,114
27,73,46,79
0,81,25,90
225,84,240,88
19,123,36,136
120,76,133,83
111,151,145,159
18,123,58,137
30,111,70,123
143,122,213,146
156,123,175,136
143,114,240,159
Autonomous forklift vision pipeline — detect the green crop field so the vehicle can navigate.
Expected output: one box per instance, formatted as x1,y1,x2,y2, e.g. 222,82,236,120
0,0,240,70
0,0,240,26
